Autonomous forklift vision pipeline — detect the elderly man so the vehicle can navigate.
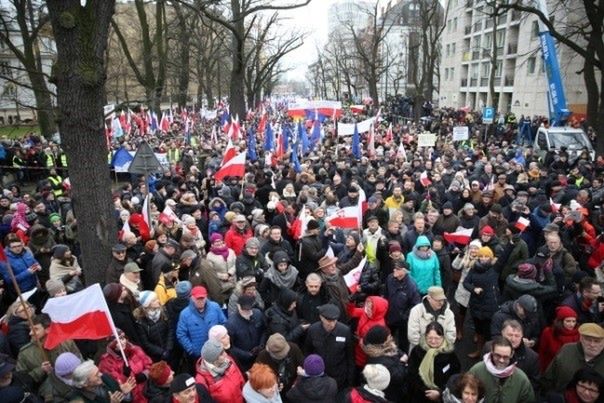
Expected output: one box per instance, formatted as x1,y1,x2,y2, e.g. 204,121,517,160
68,360,133,402
298,219,326,279
468,336,535,403
225,214,253,255
297,273,331,324
317,254,349,322
304,304,355,390
407,286,456,352
151,238,179,283
542,323,604,393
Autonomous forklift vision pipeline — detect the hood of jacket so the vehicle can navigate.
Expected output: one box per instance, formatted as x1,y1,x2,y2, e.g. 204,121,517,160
414,235,432,249
367,296,389,322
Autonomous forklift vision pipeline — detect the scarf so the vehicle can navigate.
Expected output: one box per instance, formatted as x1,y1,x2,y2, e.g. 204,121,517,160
418,337,454,390
210,244,230,261
414,248,432,259
554,326,580,344
483,353,516,378
203,358,230,378
362,385,385,399
11,202,29,232
265,265,298,289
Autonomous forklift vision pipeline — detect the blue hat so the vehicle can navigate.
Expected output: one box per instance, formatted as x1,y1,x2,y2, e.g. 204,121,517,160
176,280,192,298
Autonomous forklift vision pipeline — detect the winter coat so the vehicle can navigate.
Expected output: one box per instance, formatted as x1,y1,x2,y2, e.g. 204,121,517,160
228,286,265,317
236,250,269,283
384,273,421,327
296,287,330,324
408,298,456,351
105,256,127,285
107,301,141,345
265,303,305,344
538,325,580,372
531,244,577,293
286,374,338,403
7,316,31,356
490,301,540,342
498,236,529,283
463,262,500,320
298,234,325,278
502,273,558,302
242,381,283,403
468,361,534,403
260,237,295,263
38,372,75,402
407,344,461,403
258,265,299,307
195,357,245,403
359,262,382,295
256,342,305,395
1,246,39,295
176,299,226,357
49,257,84,293
151,249,175,284
363,340,408,403
406,236,441,295
66,373,120,403
541,342,604,393
16,339,81,386
304,321,355,389
347,296,389,366
225,224,253,256
134,307,173,362
98,343,152,403
483,340,540,393
225,309,266,371
206,249,237,289
561,292,602,324
342,386,390,403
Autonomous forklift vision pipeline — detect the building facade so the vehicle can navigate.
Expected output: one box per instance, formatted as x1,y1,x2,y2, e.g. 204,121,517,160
439,0,589,117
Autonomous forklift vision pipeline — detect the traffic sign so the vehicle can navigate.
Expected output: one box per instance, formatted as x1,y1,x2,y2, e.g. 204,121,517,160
128,141,163,175
483,107,495,124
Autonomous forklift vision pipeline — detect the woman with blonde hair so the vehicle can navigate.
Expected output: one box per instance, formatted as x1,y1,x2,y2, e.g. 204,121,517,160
452,239,481,340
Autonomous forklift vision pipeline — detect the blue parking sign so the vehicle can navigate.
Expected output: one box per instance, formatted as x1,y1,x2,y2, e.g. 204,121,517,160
483,107,495,124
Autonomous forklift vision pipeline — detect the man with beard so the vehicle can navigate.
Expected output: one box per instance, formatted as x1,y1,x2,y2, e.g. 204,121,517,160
339,185,361,208
363,196,389,228
479,204,509,238
432,201,460,235
468,336,534,402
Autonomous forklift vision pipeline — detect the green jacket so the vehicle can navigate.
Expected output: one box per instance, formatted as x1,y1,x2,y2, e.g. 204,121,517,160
16,339,82,386
468,361,535,403
541,342,604,393
39,372,75,402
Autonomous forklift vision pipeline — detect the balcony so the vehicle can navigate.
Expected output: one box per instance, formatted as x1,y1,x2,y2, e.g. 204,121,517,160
494,77,501,86
462,51,472,61
470,78,478,86
480,77,489,86
461,78,468,87
472,50,480,60
507,44,518,54
504,76,515,86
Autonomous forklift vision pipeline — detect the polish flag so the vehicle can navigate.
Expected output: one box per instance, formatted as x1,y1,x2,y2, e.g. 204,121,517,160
515,217,530,232
42,284,119,350
160,113,170,133
221,139,237,165
367,124,376,158
142,193,152,229
290,206,310,241
343,257,367,293
214,152,246,182
350,105,364,114
228,115,241,142
444,227,474,246
326,206,362,229
385,123,393,144
420,171,432,187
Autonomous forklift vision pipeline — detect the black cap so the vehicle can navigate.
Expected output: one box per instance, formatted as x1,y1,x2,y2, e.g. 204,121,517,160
317,304,340,320
112,243,127,252
237,294,256,310
170,373,196,394
307,219,320,230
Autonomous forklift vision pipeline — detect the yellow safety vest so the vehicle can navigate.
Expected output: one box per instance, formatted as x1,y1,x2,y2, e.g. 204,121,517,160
45,154,55,167
48,175,63,197
60,154,67,168
168,148,181,164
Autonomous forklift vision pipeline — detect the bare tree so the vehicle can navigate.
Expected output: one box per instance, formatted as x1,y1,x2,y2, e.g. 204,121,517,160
47,0,117,285
111,0,168,114
0,0,56,136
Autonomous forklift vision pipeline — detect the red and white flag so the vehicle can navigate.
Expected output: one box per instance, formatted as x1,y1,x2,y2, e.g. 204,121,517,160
228,115,241,142
42,284,119,350
420,171,432,187
515,216,530,232
215,152,246,182
385,123,393,144
350,105,364,114
367,124,376,158
289,206,311,241
343,257,367,293
550,197,561,213
221,139,237,165
326,206,362,229
444,227,474,246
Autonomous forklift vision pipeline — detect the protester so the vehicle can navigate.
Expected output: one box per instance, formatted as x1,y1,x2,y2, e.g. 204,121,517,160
286,354,338,403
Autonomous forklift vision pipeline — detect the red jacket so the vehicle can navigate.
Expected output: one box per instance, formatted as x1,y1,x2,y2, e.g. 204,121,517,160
538,325,580,372
195,356,245,403
348,296,389,367
587,236,604,270
224,225,253,256
98,343,153,403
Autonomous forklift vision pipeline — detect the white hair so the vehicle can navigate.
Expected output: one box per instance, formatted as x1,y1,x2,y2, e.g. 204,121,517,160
72,360,96,388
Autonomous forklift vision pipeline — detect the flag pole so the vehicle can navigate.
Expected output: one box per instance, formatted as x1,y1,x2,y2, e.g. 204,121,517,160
4,259,48,361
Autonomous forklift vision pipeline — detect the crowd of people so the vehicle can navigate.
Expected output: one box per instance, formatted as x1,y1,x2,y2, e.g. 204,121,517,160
0,103,602,403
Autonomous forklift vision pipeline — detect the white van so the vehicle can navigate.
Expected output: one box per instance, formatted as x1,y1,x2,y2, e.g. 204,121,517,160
533,126,595,163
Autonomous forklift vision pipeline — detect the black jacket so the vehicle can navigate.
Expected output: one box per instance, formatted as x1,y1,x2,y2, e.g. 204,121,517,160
286,375,338,403
490,300,541,342
135,311,173,362
463,262,500,320
384,274,422,327
235,250,268,283
407,345,461,403
298,235,325,277
304,321,355,389
225,309,266,371
297,288,330,324
107,302,141,345
260,237,295,262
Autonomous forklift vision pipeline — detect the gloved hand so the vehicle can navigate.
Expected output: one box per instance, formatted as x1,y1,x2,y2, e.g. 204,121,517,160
135,373,147,384
123,365,132,377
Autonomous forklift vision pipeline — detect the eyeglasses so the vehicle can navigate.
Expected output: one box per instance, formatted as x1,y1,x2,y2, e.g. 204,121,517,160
492,352,512,361
577,382,600,394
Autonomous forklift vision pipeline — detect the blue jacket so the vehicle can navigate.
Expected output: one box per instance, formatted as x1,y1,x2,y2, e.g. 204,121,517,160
0,247,39,293
176,299,226,357
225,309,266,369
406,235,441,295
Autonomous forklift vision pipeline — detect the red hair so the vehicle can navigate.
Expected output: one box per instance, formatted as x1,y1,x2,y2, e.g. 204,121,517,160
248,363,277,391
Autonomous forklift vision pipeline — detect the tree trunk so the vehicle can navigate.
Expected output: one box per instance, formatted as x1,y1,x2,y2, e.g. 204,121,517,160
29,71,56,137
584,55,598,130
595,72,604,156
47,0,117,286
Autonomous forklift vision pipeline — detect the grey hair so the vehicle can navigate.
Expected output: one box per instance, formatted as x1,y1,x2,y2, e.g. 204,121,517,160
306,273,322,284
72,360,97,388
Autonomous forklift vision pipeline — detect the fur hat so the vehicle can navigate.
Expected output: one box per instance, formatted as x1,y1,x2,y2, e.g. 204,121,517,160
363,364,391,391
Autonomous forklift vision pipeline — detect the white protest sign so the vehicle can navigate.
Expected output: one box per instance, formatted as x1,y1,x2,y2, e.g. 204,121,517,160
417,132,437,147
452,126,469,141
338,117,376,136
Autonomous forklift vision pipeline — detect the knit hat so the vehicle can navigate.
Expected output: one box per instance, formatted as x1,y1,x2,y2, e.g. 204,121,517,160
363,325,391,346
273,250,290,265
45,278,65,297
245,237,260,249
480,225,495,236
103,283,123,303
389,242,402,254
442,201,453,210
490,204,503,214
169,373,196,394
363,364,391,391
307,219,320,230
149,361,172,386
160,261,177,274
208,325,228,341
175,280,192,298
303,354,325,377
477,246,494,258
469,239,482,249
266,333,290,360
209,233,223,244
463,203,475,211
139,290,158,308
516,263,537,280
201,340,224,363
516,294,538,313
54,352,81,377
180,250,197,261
52,244,70,259
556,306,578,321
49,213,61,223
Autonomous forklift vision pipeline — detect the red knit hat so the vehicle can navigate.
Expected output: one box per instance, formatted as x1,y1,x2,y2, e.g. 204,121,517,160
149,361,172,386
480,225,495,236
556,306,578,320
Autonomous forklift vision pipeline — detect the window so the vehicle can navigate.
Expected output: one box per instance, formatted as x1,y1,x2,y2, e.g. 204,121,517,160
445,68,449,80
447,19,452,32
454,17,458,31
527,57,536,74
452,43,456,54
531,20,539,38
481,62,490,76
450,67,455,80
496,29,505,47
495,61,502,77
446,44,450,56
